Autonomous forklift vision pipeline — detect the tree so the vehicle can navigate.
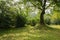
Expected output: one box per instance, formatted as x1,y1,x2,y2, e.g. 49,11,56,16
24,0,60,25
0,0,27,28
0,0,17,28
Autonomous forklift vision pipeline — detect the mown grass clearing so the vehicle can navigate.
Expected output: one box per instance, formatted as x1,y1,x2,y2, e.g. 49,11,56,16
0,25,60,40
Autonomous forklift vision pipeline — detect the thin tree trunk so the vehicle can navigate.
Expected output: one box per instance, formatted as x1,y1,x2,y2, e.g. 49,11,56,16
40,0,46,25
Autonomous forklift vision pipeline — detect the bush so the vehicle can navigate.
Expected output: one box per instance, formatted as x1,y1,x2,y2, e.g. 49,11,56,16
15,14,27,27
0,14,12,28
27,18,39,26
45,18,51,25
44,14,51,25
51,19,60,25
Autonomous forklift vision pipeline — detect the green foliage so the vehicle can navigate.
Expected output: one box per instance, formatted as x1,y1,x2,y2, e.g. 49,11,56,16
52,19,60,25
50,11,60,25
0,14,10,28
26,13,40,26
53,0,60,7
44,14,51,25
0,0,60,28
0,11,16,28
0,0,27,28
44,11,60,25
27,18,39,26
45,18,51,25
15,13,27,27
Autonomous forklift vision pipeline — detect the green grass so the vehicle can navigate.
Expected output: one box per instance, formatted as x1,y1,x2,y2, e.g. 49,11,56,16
49,25,60,29
0,25,60,40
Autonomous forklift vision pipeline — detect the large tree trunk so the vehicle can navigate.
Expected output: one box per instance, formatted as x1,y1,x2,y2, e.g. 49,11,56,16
40,0,46,25
40,10,45,25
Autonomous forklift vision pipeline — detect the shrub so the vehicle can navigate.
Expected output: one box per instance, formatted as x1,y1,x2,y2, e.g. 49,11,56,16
45,18,51,25
15,14,27,27
27,18,39,26
51,19,60,25
0,14,12,28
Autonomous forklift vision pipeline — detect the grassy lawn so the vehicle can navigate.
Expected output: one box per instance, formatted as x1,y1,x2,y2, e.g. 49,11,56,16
0,25,60,40
49,25,60,29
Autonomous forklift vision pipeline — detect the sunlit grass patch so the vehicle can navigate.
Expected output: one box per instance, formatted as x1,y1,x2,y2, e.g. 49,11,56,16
49,25,60,29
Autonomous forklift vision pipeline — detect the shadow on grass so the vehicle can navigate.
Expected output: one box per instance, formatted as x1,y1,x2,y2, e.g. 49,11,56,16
0,26,27,36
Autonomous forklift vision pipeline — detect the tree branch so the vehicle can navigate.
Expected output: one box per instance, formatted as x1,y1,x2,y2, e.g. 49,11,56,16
31,2,42,10
45,2,53,9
